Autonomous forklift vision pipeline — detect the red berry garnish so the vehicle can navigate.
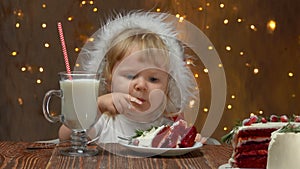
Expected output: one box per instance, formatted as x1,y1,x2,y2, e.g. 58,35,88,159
242,118,252,126
294,116,300,122
270,115,279,122
280,115,289,122
250,115,258,123
261,117,267,123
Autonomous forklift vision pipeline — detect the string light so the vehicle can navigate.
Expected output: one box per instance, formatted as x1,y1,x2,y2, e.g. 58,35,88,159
219,3,225,8
42,4,47,8
15,22,20,28
223,19,229,24
11,51,17,56
68,16,73,21
88,37,94,42
18,98,23,105
253,68,259,74
21,67,26,72
189,100,195,108
225,46,231,51
179,16,184,22
204,108,209,113
194,73,199,78
250,24,257,31
44,43,50,48
93,8,98,12
41,23,47,28
288,72,294,77
223,127,228,131
267,20,276,33
39,67,44,72
36,79,42,84
156,8,161,12
227,104,232,110
203,68,208,73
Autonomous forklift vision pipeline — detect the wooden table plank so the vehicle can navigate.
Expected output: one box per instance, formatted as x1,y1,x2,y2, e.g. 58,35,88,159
0,141,52,169
46,143,223,169
0,141,232,169
201,145,232,169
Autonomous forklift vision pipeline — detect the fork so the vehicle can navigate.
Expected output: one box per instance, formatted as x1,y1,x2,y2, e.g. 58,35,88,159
26,136,100,150
117,136,133,144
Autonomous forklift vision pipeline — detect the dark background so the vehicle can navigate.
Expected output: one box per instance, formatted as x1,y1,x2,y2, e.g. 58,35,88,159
1,0,299,141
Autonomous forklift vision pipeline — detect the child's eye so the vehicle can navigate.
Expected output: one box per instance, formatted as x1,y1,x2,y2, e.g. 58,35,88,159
126,74,135,80
149,77,159,83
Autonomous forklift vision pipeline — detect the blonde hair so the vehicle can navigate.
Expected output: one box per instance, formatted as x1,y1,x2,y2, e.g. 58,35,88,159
103,28,170,87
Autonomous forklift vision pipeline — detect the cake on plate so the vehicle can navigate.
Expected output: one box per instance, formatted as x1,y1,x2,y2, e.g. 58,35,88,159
222,114,300,168
132,119,199,148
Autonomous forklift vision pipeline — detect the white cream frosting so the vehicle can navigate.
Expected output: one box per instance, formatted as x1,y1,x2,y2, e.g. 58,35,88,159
136,125,166,147
267,131,300,169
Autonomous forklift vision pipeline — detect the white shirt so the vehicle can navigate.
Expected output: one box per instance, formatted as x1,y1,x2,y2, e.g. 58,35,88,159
93,114,172,143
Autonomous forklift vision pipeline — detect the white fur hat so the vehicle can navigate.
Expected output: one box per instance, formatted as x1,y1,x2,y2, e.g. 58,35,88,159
75,11,199,117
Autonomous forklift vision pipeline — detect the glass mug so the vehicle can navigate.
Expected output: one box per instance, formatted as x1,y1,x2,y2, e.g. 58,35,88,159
43,71,100,156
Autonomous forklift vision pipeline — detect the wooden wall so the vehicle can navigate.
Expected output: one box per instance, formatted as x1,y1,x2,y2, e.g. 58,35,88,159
0,0,299,141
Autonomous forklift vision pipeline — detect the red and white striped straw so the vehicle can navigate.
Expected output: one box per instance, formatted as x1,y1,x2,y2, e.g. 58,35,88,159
57,22,72,77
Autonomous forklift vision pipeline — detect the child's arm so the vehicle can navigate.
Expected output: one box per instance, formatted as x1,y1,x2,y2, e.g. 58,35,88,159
58,125,72,140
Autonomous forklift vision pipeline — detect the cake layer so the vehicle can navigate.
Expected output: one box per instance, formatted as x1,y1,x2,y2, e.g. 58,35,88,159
237,128,277,138
234,155,267,168
236,140,269,153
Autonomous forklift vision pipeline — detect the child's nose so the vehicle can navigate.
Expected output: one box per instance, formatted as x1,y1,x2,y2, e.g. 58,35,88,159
133,77,147,91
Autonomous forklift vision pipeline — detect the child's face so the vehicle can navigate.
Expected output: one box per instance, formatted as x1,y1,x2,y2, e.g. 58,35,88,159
111,47,169,113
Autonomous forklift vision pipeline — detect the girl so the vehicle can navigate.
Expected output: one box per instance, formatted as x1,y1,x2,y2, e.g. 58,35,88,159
59,11,199,143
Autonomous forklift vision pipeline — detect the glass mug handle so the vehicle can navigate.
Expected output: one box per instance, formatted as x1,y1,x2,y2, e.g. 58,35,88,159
42,90,62,123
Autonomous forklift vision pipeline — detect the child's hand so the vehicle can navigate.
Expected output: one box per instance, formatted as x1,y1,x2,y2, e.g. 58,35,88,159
97,93,142,116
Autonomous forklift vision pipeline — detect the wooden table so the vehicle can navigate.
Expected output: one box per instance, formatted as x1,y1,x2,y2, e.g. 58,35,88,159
0,141,232,169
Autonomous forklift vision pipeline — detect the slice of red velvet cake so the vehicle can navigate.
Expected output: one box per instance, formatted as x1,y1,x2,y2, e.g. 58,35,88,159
133,119,198,148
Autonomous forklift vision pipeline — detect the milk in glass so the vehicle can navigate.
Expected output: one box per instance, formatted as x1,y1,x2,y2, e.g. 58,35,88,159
60,79,99,130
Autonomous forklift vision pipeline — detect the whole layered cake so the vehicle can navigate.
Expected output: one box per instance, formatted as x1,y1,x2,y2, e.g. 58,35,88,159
222,115,300,169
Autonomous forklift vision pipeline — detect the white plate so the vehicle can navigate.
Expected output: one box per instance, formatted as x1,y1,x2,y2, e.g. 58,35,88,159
218,163,262,169
218,164,236,169
119,142,202,156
